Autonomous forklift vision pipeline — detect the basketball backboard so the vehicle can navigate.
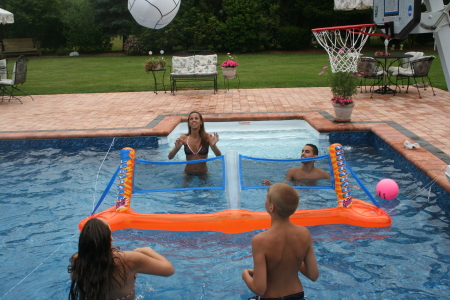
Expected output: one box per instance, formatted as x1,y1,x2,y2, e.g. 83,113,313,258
373,0,422,40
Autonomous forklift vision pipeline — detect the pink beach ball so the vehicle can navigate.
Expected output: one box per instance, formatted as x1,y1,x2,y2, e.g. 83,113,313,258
376,179,399,200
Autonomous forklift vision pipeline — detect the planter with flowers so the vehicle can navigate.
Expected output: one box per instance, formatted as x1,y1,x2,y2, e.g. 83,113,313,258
221,53,239,79
319,66,362,122
144,50,166,72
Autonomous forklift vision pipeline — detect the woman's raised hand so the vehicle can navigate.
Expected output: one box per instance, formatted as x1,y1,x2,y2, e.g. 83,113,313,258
174,138,185,149
209,132,219,146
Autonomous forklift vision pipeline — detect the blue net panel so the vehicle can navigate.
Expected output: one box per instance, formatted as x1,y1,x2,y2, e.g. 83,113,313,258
133,156,226,193
239,154,335,190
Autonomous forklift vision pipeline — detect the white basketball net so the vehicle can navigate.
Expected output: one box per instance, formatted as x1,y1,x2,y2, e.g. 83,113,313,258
313,26,375,73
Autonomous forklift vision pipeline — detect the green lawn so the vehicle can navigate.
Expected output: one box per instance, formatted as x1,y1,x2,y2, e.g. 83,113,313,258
6,51,447,95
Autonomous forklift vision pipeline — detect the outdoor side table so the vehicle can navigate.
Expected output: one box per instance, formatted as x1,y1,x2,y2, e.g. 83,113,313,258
150,68,166,94
223,73,240,91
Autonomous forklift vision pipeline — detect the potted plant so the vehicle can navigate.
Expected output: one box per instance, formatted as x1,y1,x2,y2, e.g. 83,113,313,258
144,50,166,72
319,66,362,122
221,53,239,79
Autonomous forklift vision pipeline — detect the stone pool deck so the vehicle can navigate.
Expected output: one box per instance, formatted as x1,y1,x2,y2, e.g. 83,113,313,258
1,87,449,193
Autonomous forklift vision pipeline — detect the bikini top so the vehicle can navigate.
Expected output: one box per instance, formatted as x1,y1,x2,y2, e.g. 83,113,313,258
184,135,209,155
109,274,137,300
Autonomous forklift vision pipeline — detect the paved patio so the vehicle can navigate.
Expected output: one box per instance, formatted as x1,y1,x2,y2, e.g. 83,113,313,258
1,86,449,192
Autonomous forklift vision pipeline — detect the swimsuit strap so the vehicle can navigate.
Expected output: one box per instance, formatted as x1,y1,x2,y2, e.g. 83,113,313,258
111,274,137,300
113,287,135,300
187,135,202,155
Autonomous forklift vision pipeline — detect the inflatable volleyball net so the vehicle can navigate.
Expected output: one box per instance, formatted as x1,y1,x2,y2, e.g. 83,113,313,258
81,143,391,233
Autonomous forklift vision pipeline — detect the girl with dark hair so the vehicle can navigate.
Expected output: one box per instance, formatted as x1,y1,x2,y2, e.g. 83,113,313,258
168,111,221,174
68,218,174,300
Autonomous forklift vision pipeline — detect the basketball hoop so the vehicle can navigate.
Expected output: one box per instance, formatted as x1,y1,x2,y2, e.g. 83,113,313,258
312,23,391,73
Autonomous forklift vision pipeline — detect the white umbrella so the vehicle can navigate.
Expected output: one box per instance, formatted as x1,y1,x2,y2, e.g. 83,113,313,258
0,8,14,24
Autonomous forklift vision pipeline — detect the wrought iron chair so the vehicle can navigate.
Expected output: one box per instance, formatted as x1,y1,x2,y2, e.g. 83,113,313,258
356,57,385,98
0,57,7,80
0,57,8,100
387,51,424,74
0,55,34,104
391,56,436,98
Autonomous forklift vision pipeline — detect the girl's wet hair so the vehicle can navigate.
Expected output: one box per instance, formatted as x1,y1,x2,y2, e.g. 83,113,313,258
68,218,126,300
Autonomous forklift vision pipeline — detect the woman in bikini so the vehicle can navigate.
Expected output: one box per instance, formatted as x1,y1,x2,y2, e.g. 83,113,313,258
68,218,174,300
168,111,221,174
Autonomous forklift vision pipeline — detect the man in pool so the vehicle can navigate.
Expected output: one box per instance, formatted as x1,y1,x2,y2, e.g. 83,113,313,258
242,183,319,300
262,144,331,186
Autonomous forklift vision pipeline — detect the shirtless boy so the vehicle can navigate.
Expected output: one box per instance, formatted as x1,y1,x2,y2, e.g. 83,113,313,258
242,183,319,300
262,144,330,186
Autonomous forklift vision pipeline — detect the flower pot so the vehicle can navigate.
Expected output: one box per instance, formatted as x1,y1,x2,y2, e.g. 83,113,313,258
222,67,237,79
332,102,355,122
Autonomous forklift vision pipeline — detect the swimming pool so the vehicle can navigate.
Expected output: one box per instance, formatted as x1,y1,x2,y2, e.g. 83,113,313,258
0,120,449,299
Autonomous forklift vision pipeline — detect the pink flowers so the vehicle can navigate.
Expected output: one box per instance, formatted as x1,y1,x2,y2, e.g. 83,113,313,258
318,66,328,75
331,96,354,106
374,51,390,56
221,60,239,67
222,53,239,68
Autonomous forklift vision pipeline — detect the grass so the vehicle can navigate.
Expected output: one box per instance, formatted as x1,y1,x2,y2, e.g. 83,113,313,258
111,37,123,52
4,50,447,95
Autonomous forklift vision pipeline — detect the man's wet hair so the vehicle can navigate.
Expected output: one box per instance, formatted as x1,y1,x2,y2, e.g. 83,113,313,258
305,144,319,156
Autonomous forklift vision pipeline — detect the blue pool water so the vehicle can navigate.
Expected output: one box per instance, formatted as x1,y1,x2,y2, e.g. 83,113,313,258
0,120,449,299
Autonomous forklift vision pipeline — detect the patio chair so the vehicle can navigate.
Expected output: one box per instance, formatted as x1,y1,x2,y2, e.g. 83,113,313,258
357,57,385,98
0,55,34,104
391,56,436,98
0,57,7,80
0,57,9,101
387,51,424,74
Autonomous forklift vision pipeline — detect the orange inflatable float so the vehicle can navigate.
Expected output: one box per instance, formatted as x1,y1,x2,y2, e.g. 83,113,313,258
79,144,392,233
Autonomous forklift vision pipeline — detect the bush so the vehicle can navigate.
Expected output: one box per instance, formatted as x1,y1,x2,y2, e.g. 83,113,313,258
55,47,71,56
61,0,111,53
415,33,434,45
124,37,147,55
222,0,270,53
278,26,310,50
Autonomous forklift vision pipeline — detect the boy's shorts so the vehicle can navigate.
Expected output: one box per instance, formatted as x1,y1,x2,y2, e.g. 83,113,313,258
248,291,306,300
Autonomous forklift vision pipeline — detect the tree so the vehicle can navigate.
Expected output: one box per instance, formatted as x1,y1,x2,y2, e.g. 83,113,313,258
1,0,66,49
222,0,270,52
60,0,111,52
89,0,141,49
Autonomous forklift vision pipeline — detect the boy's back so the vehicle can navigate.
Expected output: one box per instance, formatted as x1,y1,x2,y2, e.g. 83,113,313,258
242,183,319,299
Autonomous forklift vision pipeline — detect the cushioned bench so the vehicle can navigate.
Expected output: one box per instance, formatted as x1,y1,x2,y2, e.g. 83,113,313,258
170,50,218,94
0,38,41,56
